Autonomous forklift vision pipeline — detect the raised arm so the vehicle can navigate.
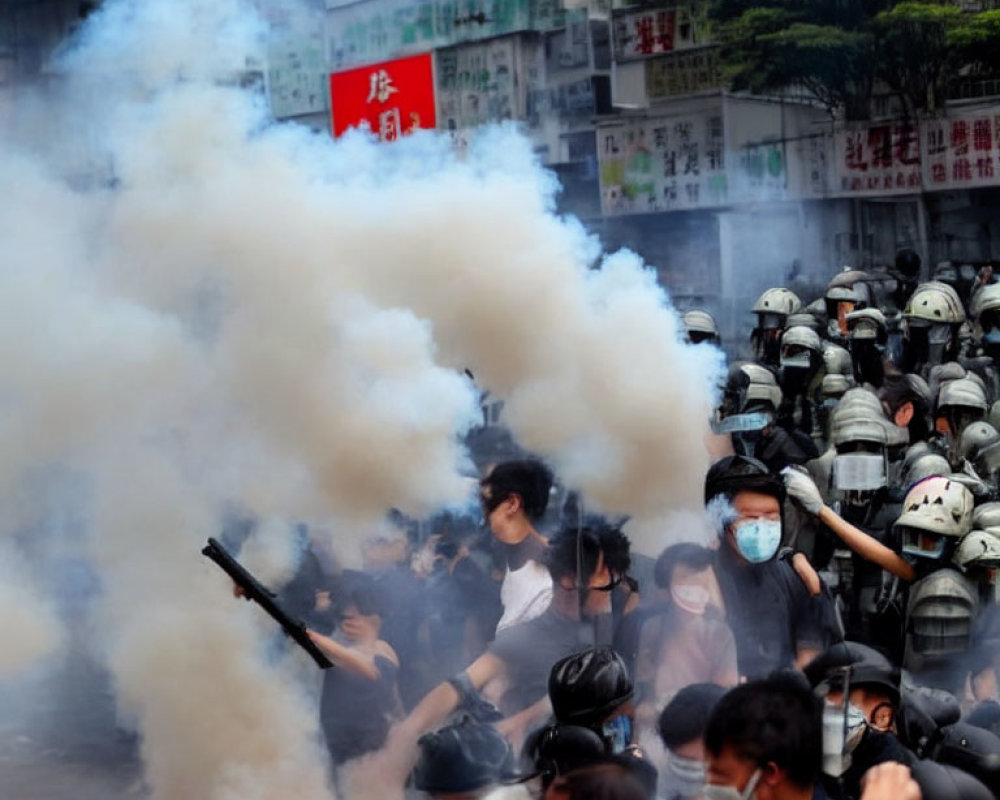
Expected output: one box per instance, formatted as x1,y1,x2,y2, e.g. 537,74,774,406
782,467,916,582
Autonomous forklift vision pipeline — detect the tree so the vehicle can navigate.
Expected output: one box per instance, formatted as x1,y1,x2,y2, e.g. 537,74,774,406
875,3,961,118
948,10,1000,78
709,0,886,120
709,0,990,120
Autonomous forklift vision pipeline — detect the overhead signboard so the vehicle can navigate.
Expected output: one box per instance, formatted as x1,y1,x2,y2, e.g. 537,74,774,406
329,53,437,141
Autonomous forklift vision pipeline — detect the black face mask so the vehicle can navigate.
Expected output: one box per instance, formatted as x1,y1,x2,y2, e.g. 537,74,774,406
851,342,885,386
753,330,783,366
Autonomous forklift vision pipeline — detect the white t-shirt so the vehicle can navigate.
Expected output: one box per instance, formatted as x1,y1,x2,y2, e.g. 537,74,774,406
496,558,553,632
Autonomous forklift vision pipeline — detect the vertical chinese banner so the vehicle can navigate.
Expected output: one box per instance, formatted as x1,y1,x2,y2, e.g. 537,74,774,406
923,115,1000,190
329,53,436,142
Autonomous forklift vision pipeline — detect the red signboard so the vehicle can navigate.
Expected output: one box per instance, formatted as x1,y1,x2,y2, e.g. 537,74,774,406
329,53,436,142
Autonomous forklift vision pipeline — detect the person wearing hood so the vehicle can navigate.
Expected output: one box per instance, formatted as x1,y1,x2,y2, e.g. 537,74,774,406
705,455,840,679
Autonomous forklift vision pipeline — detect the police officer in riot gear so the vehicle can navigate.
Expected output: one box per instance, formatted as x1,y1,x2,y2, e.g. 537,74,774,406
715,362,817,471
779,325,826,447
682,309,721,347
847,308,890,389
901,282,966,376
825,269,875,346
751,288,802,368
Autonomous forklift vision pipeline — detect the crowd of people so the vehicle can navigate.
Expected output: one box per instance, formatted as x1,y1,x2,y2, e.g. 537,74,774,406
247,250,1000,800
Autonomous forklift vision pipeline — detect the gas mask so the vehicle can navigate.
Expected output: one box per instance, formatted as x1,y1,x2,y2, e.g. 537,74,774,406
780,350,816,393
663,752,707,800
850,340,885,386
905,321,953,366
752,317,784,366
821,701,868,777
732,518,781,563
703,769,762,800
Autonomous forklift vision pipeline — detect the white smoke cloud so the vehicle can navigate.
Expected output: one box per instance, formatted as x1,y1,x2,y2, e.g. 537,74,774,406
0,545,64,679
0,0,725,796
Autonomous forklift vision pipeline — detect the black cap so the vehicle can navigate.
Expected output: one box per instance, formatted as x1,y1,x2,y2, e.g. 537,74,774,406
411,716,515,794
803,641,900,705
549,647,633,727
704,454,786,506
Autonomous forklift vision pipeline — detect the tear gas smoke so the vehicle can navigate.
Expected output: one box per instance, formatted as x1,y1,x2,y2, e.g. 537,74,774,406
705,495,740,539
0,0,723,797
0,545,64,679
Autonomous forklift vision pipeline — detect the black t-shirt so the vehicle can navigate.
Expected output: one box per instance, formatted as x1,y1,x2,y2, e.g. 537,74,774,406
715,544,838,679
488,607,595,715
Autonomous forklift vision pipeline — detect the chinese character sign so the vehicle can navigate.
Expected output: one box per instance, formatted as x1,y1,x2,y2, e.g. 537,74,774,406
330,53,436,141
834,123,921,195
612,5,697,61
924,115,1000,190
598,113,727,216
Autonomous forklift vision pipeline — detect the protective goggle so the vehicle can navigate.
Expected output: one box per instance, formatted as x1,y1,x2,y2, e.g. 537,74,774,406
900,526,947,559
711,411,771,435
756,313,784,330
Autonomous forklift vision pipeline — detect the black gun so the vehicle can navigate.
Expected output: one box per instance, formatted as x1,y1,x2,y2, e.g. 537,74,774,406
202,537,333,669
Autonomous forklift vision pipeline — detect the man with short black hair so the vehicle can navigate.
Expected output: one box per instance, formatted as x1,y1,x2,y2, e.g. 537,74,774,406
704,673,828,800
657,683,726,800
403,523,631,740
480,458,555,631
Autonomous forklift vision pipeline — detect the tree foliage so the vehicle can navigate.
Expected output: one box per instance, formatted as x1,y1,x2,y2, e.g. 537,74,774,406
708,0,1000,120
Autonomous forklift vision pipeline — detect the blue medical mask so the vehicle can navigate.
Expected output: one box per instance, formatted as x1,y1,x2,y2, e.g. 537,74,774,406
984,329,1000,344
733,519,781,563
600,714,632,753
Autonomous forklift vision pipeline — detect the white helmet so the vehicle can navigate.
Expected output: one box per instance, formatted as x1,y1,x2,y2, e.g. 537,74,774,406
954,530,1000,571
973,502,1000,532
900,452,952,490
752,288,802,318
821,374,852,399
970,282,1000,319
846,308,888,343
823,344,853,376
830,389,891,447
937,377,988,415
895,476,975,539
904,281,966,325
742,363,782,410
682,309,719,339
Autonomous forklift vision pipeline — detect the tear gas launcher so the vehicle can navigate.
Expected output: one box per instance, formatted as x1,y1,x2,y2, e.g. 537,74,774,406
201,537,333,669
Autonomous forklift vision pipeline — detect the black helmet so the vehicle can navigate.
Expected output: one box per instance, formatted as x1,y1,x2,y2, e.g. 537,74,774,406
703,454,786,506
549,647,633,727
527,723,609,781
896,248,922,278
803,641,900,706
411,716,515,794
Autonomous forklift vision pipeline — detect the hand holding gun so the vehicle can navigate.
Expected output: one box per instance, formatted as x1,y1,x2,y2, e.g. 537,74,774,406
201,537,333,669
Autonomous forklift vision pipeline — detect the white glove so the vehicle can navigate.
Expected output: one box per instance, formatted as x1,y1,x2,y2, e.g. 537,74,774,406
781,466,824,516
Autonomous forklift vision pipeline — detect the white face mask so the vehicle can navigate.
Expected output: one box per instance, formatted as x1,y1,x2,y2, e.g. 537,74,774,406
671,582,712,615
663,752,707,799
822,702,867,776
832,453,887,491
702,768,762,800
